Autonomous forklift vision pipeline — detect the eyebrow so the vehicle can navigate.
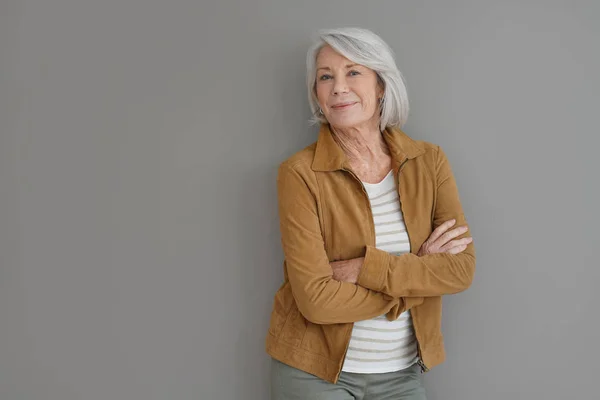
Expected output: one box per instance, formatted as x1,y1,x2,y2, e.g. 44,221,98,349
317,63,360,71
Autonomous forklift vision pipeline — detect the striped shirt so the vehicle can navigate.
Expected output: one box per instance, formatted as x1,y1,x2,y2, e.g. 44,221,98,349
341,169,419,374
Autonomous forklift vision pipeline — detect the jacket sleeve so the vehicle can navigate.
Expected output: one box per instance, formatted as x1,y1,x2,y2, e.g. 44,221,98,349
357,145,476,297
277,161,401,324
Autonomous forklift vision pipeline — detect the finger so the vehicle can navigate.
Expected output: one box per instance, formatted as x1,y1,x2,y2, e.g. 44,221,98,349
446,244,468,254
440,237,473,250
436,230,471,248
428,219,457,243
439,237,472,252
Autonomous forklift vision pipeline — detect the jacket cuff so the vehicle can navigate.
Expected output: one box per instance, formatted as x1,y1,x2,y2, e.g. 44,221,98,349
357,245,389,292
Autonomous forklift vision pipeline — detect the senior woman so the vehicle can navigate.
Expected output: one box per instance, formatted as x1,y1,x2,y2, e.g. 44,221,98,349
266,27,475,400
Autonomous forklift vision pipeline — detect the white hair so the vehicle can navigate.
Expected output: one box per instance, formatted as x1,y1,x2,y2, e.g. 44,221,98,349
306,27,409,130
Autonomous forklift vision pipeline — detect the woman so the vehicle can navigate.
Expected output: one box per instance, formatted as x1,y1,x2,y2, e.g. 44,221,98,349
266,27,475,400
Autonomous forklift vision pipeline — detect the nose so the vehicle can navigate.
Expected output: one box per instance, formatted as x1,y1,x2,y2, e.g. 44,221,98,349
332,76,349,95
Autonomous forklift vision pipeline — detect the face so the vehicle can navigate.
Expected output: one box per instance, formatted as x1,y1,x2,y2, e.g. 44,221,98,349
315,45,383,130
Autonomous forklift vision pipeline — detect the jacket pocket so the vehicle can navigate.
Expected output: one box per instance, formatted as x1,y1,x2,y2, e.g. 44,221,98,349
300,323,327,357
279,304,308,347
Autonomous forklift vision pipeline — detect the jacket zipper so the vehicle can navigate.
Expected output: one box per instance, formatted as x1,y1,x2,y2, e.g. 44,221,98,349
337,161,430,379
334,167,376,382
396,158,429,373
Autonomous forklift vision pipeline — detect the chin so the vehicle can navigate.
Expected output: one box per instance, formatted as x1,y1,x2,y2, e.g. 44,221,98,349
328,115,368,129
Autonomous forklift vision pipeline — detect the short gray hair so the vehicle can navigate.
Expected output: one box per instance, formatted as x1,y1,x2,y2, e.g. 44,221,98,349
306,27,409,130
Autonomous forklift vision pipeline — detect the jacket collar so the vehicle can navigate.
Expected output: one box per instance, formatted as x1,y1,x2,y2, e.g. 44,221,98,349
311,123,426,172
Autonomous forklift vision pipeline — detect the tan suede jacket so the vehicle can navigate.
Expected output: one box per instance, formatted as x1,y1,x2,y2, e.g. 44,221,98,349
265,123,476,384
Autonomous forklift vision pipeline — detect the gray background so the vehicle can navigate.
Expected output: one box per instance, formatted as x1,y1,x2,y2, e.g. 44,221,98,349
1,1,598,399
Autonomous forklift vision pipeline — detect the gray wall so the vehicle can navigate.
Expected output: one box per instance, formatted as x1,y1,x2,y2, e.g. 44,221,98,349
1,1,598,399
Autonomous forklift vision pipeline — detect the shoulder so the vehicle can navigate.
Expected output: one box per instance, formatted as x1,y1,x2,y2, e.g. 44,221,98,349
415,139,441,154
410,137,449,162
406,138,445,169
276,143,320,202
410,139,456,185
279,142,318,173
387,126,443,163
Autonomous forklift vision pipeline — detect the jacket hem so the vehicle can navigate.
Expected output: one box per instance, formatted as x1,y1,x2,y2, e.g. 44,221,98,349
266,332,341,384
420,340,446,372
266,331,447,383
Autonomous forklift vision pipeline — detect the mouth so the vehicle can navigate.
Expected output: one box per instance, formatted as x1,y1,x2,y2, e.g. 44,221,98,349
330,102,357,110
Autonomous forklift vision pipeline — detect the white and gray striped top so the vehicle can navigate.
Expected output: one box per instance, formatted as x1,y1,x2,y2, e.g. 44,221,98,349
341,170,419,374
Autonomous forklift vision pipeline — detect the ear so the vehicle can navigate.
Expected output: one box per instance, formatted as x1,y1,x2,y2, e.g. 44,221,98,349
376,76,385,99
377,88,384,104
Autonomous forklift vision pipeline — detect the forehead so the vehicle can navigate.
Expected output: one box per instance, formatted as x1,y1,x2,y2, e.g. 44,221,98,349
316,45,354,66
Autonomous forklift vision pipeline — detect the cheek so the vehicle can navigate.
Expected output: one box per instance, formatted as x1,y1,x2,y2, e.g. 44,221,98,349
315,83,328,102
359,95,376,111
356,85,379,110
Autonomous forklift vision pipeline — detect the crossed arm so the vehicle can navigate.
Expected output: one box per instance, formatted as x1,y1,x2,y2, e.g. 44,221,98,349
277,146,475,324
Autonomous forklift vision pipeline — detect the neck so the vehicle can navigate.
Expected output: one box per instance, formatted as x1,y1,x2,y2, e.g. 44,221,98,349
330,121,390,165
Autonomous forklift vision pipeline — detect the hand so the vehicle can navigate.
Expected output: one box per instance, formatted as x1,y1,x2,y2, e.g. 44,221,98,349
330,257,364,284
417,219,473,256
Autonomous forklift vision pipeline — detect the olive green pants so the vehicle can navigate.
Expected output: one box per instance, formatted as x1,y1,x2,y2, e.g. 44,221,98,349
270,358,427,400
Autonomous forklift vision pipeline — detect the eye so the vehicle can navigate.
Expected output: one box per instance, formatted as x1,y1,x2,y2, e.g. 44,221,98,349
319,74,332,81
349,70,361,76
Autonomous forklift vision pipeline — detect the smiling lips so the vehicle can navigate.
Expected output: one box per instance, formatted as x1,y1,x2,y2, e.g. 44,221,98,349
331,102,357,110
